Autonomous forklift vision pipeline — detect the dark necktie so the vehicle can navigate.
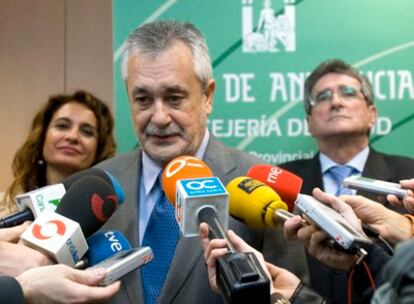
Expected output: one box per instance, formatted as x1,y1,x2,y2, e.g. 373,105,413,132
141,177,180,304
327,165,356,196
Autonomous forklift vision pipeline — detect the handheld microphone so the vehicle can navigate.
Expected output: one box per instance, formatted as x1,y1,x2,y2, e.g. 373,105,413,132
75,230,132,269
55,175,121,237
162,155,213,205
246,164,302,210
226,177,289,228
20,175,122,266
162,156,227,238
0,184,66,228
63,168,125,203
0,168,125,228
162,156,270,304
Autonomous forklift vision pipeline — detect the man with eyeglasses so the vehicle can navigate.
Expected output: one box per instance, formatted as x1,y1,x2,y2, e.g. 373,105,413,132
279,58,414,304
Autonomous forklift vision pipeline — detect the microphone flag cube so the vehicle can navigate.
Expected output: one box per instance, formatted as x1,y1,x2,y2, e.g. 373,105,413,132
176,177,228,237
20,210,88,266
15,184,66,215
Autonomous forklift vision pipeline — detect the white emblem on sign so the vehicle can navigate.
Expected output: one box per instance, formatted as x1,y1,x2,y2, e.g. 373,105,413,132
242,0,296,53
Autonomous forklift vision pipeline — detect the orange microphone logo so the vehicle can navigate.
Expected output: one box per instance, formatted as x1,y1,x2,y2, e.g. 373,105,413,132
32,220,66,240
162,156,213,205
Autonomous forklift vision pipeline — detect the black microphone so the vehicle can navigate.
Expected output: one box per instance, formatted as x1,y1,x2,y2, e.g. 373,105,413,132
55,175,121,237
0,168,124,228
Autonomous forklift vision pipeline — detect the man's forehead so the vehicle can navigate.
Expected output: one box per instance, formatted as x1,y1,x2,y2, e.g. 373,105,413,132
313,73,360,90
130,84,188,95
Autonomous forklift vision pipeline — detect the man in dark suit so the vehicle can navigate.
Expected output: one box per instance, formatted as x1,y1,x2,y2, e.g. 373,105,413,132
96,21,308,303
280,59,414,303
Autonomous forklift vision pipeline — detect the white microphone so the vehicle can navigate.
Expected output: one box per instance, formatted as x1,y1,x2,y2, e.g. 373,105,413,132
175,177,229,237
15,184,66,215
20,210,88,266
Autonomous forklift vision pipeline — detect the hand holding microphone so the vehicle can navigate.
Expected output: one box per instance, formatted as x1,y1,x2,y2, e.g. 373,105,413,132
0,221,31,243
82,230,153,286
199,223,300,302
387,178,414,213
285,188,368,271
162,156,270,304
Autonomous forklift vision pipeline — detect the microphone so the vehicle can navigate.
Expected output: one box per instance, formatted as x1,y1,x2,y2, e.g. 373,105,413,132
75,230,132,269
63,168,125,203
162,155,226,238
0,184,66,228
246,164,302,210
162,155,213,205
54,175,121,237
20,175,122,266
226,176,289,228
162,156,270,304
0,168,125,228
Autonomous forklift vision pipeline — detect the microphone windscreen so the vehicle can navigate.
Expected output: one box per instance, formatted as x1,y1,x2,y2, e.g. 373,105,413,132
62,168,125,203
55,176,119,237
247,164,302,212
226,177,287,228
86,230,132,266
162,155,213,205
105,172,125,203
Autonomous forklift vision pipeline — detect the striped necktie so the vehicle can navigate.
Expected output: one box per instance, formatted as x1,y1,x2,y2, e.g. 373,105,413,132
327,165,357,196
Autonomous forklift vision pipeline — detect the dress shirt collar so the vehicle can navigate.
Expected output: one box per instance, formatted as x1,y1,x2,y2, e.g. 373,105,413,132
320,146,369,174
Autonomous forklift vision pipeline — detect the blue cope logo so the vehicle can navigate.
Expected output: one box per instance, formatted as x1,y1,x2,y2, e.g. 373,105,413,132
181,177,226,197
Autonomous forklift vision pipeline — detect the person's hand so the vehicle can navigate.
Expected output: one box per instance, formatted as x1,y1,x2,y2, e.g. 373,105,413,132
16,264,120,303
265,262,301,300
341,194,412,245
387,178,414,213
0,241,54,276
0,221,31,243
199,223,300,300
284,188,362,271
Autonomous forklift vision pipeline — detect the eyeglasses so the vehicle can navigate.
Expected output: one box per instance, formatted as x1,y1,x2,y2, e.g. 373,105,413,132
309,85,364,107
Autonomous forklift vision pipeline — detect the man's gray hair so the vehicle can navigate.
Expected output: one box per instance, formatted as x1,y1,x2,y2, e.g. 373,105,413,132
121,20,213,90
304,59,374,114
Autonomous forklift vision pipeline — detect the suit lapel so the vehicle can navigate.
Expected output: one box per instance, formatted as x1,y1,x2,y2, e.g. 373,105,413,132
108,150,145,303
361,148,392,181
300,154,324,194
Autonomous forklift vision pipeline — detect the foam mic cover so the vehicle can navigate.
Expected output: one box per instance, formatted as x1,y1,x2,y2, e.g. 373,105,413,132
247,165,302,212
55,176,120,237
86,230,132,266
226,177,288,228
63,168,125,203
162,155,213,205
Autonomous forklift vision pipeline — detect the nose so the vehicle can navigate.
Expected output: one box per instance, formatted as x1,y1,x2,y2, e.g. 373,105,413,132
151,100,172,126
64,127,80,142
330,90,345,107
